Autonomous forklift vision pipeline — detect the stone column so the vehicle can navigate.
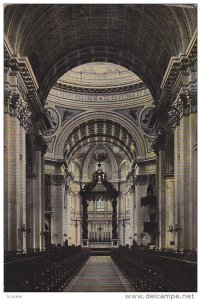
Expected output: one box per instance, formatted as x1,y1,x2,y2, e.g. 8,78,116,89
62,181,69,245
26,173,37,250
19,124,27,251
164,175,175,249
4,94,19,250
134,174,149,246
4,92,31,251
51,174,65,245
26,135,47,250
169,92,197,250
132,190,137,243
117,192,123,245
153,134,166,249
128,189,135,246
127,174,136,245
40,147,46,249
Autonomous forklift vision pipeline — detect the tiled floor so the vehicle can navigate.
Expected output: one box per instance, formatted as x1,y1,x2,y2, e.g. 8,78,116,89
63,256,135,292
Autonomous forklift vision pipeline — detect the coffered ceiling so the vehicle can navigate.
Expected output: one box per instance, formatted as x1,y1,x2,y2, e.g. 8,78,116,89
64,119,136,163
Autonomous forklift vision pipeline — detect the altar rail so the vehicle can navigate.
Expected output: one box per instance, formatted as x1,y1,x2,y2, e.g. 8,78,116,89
4,246,90,292
111,248,197,292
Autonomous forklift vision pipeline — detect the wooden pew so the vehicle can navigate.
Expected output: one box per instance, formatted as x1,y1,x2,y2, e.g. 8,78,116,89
111,248,197,292
4,246,90,292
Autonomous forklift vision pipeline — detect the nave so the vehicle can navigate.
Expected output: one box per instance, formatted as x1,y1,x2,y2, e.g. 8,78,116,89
4,4,197,293
4,246,197,293
63,256,134,292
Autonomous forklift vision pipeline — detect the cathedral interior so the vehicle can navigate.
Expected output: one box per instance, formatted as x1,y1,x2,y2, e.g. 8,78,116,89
4,3,197,293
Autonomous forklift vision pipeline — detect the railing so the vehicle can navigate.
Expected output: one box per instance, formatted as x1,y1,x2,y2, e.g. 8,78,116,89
111,248,197,292
4,246,90,292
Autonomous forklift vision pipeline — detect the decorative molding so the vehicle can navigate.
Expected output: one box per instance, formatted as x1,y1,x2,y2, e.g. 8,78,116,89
51,86,150,103
4,41,52,134
4,47,38,92
45,108,59,136
149,34,197,132
168,92,197,128
144,135,155,153
115,106,144,126
140,107,155,136
4,90,34,133
160,33,197,96
44,136,56,153
16,97,32,131
55,106,83,127
55,81,147,95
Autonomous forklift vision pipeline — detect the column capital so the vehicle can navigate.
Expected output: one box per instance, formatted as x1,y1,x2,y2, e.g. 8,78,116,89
168,92,197,129
4,91,34,133
4,92,19,116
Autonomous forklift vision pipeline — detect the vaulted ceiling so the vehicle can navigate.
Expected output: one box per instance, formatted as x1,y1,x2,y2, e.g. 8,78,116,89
4,4,197,169
63,119,136,163
4,4,197,102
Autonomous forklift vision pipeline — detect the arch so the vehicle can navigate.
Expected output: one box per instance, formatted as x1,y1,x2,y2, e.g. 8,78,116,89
4,4,197,104
41,46,159,102
54,111,147,159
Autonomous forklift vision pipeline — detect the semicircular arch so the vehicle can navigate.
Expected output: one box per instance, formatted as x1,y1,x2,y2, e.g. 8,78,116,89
53,111,147,159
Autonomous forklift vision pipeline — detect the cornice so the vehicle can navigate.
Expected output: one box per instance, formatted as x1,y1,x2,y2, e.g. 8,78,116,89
4,38,39,91
55,81,146,94
148,34,197,133
160,32,197,92
4,40,52,133
48,85,152,111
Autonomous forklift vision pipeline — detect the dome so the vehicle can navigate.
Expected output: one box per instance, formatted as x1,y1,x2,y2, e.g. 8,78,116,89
57,62,141,88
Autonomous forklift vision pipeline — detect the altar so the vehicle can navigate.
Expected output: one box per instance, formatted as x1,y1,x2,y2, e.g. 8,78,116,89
89,242,112,248
80,150,119,248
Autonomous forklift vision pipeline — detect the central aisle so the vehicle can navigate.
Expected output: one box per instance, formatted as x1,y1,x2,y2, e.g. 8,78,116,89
63,256,135,292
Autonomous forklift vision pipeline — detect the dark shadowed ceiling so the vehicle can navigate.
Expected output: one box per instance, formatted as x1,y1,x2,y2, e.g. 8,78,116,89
4,4,197,101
